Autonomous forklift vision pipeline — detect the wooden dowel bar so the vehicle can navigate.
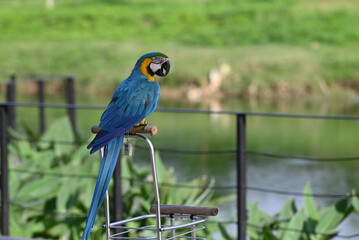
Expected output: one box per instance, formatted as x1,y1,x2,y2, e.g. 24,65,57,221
128,124,158,135
91,124,158,136
150,204,218,216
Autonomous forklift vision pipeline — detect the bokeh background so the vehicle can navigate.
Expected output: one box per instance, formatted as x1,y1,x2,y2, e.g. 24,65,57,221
1,0,359,239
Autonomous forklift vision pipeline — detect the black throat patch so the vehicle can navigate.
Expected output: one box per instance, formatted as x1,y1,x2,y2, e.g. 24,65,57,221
146,65,155,76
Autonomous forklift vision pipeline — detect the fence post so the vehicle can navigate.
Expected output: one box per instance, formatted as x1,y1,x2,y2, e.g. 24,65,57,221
65,76,77,135
236,114,246,240
0,105,9,236
6,75,16,130
37,79,46,135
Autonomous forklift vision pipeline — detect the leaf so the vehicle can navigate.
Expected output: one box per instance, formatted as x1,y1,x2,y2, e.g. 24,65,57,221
39,117,74,156
16,175,60,200
262,228,279,240
302,182,319,238
303,182,319,220
277,198,297,239
247,222,260,240
10,208,44,237
281,209,305,240
191,177,215,206
351,193,359,213
154,151,167,183
121,155,131,180
57,178,74,212
218,222,234,240
316,198,352,236
179,178,202,205
129,196,143,215
247,202,271,226
10,140,32,162
49,223,68,236
71,143,89,164
280,198,297,219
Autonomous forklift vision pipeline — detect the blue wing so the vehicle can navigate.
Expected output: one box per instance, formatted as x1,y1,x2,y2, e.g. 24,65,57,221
88,77,160,153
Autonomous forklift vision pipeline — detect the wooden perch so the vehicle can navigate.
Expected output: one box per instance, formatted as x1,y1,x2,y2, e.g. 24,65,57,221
91,124,158,136
150,204,219,216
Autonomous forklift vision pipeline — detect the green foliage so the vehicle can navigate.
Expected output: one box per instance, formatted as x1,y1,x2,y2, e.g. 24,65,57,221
247,183,354,240
8,116,232,239
9,117,96,239
5,111,359,239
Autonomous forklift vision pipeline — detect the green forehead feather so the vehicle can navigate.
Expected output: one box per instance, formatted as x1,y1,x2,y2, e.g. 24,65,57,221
155,52,168,58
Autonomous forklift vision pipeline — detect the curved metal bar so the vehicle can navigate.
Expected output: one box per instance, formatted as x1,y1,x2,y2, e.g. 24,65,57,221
125,133,162,239
110,214,206,229
109,214,158,227
161,217,206,232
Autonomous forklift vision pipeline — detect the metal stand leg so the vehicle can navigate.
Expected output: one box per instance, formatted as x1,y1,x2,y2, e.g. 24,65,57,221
99,148,111,240
191,216,196,240
105,191,111,240
170,214,176,239
103,133,162,239
129,134,162,239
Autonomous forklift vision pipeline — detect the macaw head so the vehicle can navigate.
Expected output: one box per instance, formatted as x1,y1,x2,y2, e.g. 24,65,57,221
136,52,170,81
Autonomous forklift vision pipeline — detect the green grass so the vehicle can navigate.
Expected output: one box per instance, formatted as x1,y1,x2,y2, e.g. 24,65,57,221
2,0,359,45
1,0,359,98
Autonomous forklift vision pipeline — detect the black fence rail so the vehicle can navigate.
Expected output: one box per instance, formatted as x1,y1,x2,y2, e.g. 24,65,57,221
1,77,359,239
0,75,77,135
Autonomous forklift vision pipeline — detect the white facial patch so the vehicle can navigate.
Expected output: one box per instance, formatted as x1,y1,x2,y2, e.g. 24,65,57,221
150,63,162,73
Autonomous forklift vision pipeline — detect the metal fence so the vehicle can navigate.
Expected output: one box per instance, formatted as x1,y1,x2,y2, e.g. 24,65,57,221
1,77,359,239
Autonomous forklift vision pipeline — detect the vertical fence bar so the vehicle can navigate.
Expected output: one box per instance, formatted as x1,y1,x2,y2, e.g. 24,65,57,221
65,76,77,135
6,75,16,130
0,106,9,236
37,79,46,135
236,114,246,240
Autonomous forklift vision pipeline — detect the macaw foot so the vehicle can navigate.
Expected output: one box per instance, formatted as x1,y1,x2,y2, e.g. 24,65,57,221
139,119,148,126
130,119,150,132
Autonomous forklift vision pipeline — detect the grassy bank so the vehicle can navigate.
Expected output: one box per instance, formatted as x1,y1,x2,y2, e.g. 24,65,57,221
2,0,359,45
1,0,359,99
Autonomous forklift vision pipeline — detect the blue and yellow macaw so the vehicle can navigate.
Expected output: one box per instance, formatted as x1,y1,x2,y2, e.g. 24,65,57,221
82,52,170,240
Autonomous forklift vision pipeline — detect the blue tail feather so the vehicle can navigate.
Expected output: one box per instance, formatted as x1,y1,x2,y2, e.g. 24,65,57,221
82,135,124,240
88,130,118,154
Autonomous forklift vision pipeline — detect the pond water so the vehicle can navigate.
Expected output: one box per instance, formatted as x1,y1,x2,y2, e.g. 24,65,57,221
8,90,359,238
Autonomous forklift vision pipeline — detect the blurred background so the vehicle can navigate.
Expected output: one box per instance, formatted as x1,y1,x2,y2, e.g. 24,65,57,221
1,0,359,239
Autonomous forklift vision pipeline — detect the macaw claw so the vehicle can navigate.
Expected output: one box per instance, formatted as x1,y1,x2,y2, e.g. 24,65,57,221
139,119,148,126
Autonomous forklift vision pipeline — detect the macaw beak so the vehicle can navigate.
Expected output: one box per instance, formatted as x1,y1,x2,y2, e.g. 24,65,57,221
155,59,170,77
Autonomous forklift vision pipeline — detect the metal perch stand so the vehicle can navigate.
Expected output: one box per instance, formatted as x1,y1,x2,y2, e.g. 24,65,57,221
92,124,218,239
